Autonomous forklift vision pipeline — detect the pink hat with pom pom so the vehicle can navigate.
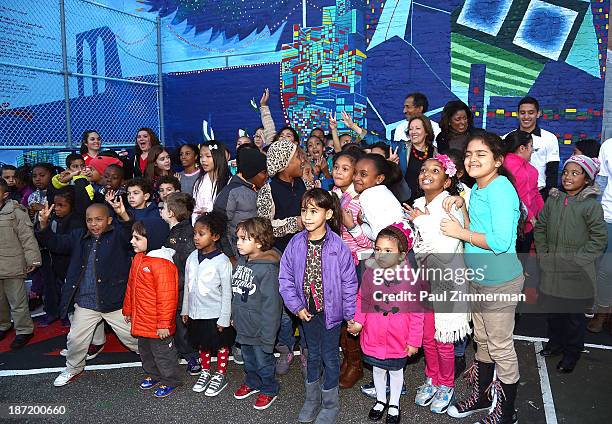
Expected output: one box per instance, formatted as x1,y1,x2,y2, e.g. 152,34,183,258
383,221,414,252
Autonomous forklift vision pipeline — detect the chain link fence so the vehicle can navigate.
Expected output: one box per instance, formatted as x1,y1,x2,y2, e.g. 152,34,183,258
0,0,162,153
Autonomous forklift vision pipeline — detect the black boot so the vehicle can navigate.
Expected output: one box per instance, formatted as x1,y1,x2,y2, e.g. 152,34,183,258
454,355,466,379
447,360,494,419
475,380,518,424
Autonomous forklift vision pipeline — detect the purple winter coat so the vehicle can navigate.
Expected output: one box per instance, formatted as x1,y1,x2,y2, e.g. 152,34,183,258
279,226,358,330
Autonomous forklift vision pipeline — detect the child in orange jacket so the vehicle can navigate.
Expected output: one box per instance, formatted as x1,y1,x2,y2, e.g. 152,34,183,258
123,218,183,398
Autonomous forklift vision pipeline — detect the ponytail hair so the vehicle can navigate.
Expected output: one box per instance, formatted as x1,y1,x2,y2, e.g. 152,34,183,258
503,130,532,155
193,141,230,199
301,188,342,236
359,153,394,188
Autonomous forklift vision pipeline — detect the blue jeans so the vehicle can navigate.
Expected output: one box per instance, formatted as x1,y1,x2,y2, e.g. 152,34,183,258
595,222,612,307
277,306,306,349
241,344,279,396
454,336,468,357
301,312,341,390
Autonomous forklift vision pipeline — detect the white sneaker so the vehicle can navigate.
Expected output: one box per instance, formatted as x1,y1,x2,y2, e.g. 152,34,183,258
60,349,67,357
192,369,212,393
53,370,82,387
415,377,437,406
430,385,454,414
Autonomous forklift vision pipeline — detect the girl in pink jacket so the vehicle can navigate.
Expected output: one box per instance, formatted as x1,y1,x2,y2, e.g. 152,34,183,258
503,130,544,254
349,222,424,424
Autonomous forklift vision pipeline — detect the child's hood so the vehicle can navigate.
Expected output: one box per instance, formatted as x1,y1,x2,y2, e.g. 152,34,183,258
146,246,176,263
549,184,600,201
142,201,160,213
0,199,23,216
140,217,170,252
248,248,281,265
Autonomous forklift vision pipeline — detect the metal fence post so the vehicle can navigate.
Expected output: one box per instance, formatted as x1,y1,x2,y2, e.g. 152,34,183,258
59,0,73,148
156,16,165,145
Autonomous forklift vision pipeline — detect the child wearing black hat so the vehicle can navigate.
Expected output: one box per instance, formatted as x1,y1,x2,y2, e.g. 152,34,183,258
213,147,268,264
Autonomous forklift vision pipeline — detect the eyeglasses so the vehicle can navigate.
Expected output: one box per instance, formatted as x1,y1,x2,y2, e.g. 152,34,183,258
561,170,584,177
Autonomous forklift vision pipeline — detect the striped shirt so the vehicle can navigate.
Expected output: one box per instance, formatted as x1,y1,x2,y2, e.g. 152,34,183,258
332,185,373,264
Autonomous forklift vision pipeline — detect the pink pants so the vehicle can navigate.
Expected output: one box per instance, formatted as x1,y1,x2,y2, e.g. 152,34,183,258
422,312,455,387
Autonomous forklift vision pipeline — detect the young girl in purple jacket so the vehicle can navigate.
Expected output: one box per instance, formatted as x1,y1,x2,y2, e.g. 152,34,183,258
279,188,358,424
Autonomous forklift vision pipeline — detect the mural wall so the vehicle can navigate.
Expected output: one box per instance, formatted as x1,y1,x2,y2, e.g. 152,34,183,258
143,0,609,161
1,0,609,164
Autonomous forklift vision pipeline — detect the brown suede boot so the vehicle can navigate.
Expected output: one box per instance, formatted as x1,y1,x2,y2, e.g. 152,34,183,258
339,332,363,389
339,325,348,375
587,306,610,333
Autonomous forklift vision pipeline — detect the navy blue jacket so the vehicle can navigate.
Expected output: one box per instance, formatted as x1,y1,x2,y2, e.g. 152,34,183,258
37,218,134,317
269,176,306,252
130,202,162,221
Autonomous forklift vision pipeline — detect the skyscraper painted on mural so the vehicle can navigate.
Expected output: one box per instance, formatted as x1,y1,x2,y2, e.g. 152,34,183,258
281,0,367,137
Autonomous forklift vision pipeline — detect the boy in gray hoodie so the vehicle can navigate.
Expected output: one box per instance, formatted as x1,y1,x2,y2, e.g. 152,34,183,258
231,217,282,410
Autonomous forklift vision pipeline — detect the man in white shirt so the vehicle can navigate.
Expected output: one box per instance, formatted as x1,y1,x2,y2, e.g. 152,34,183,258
393,92,441,142
598,138,612,223
589,138,612,331
515,96,560,199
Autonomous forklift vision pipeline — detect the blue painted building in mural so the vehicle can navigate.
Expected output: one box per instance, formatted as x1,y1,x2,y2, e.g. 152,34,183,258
281,0,367,137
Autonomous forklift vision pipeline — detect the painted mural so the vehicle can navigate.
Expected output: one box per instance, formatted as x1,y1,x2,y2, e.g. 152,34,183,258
1,0,609,164
137,0,610,163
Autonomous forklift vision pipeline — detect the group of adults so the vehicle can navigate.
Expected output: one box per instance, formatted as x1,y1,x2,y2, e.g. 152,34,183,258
78,127,162,179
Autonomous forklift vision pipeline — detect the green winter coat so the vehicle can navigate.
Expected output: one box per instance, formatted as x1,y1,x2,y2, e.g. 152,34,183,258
534,186,608,299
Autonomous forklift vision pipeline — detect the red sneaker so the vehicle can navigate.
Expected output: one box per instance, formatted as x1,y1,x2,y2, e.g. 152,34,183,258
234,384,260,400
253,394,277,410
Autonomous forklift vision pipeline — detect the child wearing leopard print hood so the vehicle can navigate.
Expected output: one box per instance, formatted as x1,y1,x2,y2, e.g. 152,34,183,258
256,138,312,375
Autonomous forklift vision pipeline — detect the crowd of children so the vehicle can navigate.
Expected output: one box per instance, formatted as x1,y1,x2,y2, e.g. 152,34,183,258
0,92,610,424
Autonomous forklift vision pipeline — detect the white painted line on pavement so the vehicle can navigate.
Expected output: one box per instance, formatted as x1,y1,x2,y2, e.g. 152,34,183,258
514,335,612,351
0,361,142,377
0,352,302,377
534,341,558,424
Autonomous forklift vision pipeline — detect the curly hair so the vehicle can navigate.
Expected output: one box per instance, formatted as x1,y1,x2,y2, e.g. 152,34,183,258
195,210,227,237
126,177,152,196
236,217,275,251
413,157,462,199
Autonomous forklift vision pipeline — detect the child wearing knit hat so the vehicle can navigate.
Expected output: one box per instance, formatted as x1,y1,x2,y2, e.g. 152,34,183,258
88,155,123,187
256,138,310,375
534,154,608,373
213,147,268,262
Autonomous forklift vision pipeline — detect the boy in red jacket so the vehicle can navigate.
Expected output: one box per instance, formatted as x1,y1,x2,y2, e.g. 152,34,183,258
123,218,183,398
